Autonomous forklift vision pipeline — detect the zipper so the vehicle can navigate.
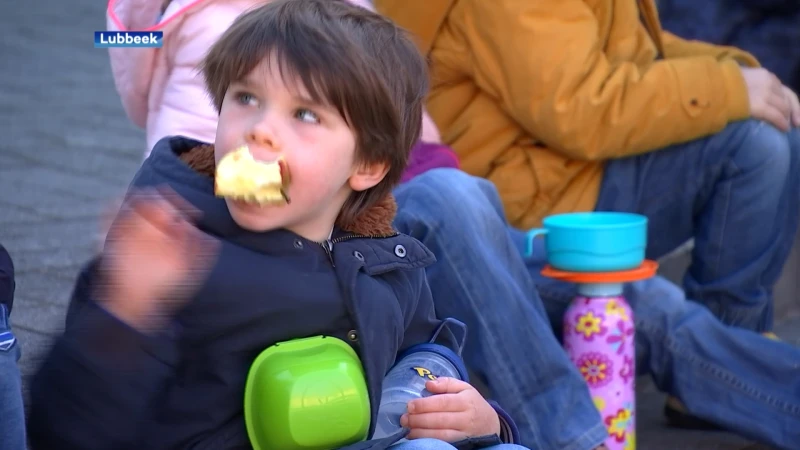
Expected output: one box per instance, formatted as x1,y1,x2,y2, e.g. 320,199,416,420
317,232,400,267
321,239,335,267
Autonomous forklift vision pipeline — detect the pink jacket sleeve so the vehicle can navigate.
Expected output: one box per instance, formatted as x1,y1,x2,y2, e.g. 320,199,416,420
108,0,443,148
145,1,252,150
106,0,167,128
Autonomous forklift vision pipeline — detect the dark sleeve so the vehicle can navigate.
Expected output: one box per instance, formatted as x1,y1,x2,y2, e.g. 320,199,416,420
27,264,180,450
398,270,461,354
0,244,15,313
401,271,522,447
490,400,522,444
65,257,101,326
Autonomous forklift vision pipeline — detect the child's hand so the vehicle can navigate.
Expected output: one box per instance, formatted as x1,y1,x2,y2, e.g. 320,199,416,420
100,188,218,332
400,377,501,442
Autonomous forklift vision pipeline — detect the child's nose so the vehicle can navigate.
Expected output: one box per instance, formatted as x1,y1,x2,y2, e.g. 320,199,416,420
247,117,283,158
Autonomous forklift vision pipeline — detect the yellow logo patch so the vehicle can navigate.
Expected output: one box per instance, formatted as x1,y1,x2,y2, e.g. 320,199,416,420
411,366,438,380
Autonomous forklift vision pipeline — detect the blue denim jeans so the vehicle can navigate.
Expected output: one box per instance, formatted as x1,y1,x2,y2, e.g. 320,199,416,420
394,170,608,450
520,121,800,447
391,438,527,450
395,162,800,450
0,304,26,450
594,121,800,332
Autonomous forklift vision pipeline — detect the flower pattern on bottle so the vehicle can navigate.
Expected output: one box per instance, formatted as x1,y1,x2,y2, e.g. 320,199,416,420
605,406,633,442
606,319,634,354
605,298,630,321
625,431,636,450
619,354,633,385
575,311,607,341
577,352,614,387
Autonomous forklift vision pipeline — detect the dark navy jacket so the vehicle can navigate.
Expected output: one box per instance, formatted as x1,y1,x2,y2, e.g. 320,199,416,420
28,137,518,450
0,244,14,313
659,0,800,93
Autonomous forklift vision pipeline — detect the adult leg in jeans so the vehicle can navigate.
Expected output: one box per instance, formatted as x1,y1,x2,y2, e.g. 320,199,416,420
511,229,800,449
394,169,608,450
594,121,800,332
0,305,25,450
1,244,26,450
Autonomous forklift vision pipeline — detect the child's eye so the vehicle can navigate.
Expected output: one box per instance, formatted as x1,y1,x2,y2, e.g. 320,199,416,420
295,109,320,124
234,92,258,106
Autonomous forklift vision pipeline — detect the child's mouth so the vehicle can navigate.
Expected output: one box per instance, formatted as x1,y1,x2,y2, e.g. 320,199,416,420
229,196,288,210
214,146,292,206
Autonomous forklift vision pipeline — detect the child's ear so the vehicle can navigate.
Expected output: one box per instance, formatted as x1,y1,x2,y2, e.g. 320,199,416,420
349,161,389,192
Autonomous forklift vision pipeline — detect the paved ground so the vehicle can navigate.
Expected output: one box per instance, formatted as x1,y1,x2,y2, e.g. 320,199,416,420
0,0,796,449
0,0,148,425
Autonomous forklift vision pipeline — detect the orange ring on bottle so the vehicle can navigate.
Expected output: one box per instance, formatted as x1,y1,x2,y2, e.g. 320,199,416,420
540,260,659,283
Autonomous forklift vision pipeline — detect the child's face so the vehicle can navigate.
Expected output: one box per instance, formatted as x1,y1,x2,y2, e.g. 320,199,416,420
214,56,385,241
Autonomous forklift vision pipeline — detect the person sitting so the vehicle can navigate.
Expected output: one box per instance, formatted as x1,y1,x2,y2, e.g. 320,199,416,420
26,2,525,449
375,0,799,348
376,0,800,446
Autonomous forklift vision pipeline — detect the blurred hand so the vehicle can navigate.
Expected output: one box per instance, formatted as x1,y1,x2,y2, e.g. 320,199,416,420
96,196,124,252
741,67,792,131
400,377,501,442
99,187,218,332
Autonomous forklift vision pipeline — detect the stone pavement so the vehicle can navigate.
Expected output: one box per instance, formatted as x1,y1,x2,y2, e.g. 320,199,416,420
0,0,794,449
0,0,148,424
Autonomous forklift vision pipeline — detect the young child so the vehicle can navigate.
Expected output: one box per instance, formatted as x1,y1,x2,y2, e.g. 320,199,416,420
106,0,443,158
28,1,524,449
99,0,457,250
0,244,26,450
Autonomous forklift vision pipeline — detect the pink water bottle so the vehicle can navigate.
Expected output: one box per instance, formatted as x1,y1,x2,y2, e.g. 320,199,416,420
542,261,657,450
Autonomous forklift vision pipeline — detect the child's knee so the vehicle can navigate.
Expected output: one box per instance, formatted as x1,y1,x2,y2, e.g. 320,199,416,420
401,169,485,206
731,120,792,186
395,169,507,234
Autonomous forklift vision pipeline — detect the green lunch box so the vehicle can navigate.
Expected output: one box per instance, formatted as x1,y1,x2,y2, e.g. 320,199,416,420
244,335,371,450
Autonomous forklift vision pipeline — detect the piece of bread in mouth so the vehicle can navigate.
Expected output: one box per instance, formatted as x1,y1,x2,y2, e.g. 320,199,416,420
214,146,291,205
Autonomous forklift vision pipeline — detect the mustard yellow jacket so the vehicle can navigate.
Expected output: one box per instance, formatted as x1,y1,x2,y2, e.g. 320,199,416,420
376,0,759,228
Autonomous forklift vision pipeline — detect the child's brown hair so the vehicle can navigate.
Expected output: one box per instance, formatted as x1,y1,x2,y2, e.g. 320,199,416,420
201,0,428,228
